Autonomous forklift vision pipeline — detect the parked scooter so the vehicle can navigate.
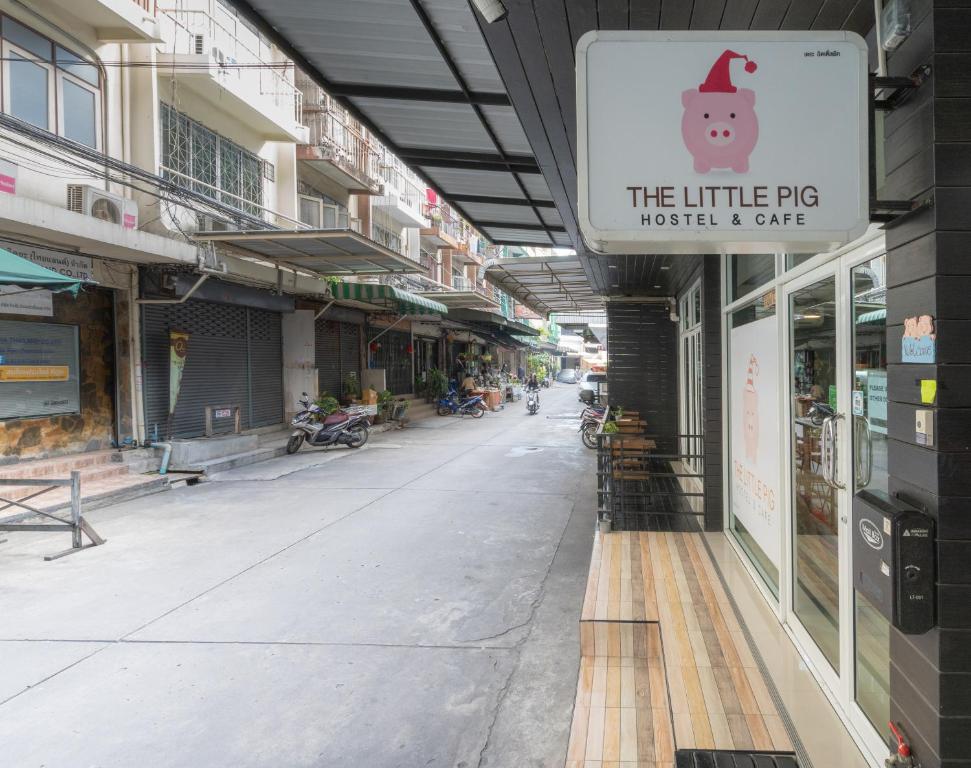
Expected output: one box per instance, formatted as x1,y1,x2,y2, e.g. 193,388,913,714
579,404,607,449
287,393,370,454
437,388,486,418
526,388,540,415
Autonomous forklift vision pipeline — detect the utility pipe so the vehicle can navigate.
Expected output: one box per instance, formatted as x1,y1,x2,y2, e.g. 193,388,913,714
314,300,335,320
136,273,209,305
151,442,172,475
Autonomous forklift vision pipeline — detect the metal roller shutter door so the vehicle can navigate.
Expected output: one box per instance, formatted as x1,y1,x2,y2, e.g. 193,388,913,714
340,322,361,394
247,308,284,429
142,301,283,439
315,320,342,397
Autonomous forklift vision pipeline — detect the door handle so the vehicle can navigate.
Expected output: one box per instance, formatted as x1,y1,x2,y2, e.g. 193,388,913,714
828,413,846,490
855,416,873,488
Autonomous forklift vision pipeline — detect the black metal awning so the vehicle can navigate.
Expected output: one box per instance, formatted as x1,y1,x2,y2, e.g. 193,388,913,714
193,229,422,275
228,0,570,249
447,306,540,337
483,255,602,317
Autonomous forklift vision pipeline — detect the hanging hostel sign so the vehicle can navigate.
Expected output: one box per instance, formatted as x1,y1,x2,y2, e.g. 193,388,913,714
576,31,869,254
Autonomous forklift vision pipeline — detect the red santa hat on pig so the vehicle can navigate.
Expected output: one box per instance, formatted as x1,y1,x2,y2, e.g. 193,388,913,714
699,50,757,93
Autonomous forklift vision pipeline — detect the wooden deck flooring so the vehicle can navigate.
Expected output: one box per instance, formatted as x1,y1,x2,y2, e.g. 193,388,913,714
566,531,793,768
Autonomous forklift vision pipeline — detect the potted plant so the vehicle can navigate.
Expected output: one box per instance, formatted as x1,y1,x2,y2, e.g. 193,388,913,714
426,368,448,402
374,389,393,424
342,372,361,405
315,393,339,417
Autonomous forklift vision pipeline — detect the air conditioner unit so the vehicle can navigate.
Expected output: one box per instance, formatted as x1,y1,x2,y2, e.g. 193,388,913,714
66,185,137,230
192,34,206,56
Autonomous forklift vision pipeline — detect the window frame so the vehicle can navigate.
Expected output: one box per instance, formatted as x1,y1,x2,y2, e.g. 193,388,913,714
1,40,56,133
55,67,101,149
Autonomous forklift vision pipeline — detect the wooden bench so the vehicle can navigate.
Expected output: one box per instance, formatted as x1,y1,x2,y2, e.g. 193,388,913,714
566,531,794,767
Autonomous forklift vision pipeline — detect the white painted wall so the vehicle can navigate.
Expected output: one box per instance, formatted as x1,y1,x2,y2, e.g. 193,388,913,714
281,309,317,419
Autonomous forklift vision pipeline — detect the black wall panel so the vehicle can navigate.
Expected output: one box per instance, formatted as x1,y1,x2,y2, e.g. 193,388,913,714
606,302,678,454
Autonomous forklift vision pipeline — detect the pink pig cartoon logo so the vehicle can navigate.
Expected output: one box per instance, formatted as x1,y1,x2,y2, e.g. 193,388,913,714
743,354,760,463
681,50,759,174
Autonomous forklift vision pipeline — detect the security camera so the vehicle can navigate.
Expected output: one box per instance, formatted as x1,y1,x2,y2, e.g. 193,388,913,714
471,0,508,23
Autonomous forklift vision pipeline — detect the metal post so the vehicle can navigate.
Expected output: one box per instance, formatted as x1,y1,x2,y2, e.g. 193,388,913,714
70,470,82,549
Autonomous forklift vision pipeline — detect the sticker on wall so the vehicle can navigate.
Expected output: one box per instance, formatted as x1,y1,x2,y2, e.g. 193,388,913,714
920,379,937,404
902,315,936,363
852,390,864,417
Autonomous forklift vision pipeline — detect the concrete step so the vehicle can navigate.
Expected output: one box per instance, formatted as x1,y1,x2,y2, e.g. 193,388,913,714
0,473,171,523
0,449,121,480
188,445,289,476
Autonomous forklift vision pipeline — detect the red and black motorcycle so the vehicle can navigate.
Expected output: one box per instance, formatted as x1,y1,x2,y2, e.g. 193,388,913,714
286,393,370,454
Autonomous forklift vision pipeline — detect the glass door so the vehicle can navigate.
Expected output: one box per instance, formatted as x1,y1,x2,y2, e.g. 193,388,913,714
782,240,890,765
787,270,844,675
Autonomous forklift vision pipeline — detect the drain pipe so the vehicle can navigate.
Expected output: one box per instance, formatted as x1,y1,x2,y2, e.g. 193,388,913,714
152,442,173,475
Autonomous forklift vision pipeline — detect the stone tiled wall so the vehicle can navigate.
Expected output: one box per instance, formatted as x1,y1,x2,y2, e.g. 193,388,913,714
0,287,116,463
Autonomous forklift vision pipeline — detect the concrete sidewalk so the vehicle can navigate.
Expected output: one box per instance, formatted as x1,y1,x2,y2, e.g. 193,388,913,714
0,385,594,768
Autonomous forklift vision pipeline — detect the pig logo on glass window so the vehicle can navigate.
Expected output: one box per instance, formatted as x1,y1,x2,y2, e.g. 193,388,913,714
743,354,760,463
681,51,759,174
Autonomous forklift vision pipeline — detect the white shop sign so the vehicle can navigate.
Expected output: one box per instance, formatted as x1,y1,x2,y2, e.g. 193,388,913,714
577,31,869,254
730,314,781,570
0,286,53,316
0,239,94,281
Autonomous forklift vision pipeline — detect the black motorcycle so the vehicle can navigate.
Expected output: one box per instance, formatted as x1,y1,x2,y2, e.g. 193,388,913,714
287,393,370,454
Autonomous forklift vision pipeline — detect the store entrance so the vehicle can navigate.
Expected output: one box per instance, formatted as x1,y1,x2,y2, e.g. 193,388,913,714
783,240,889,759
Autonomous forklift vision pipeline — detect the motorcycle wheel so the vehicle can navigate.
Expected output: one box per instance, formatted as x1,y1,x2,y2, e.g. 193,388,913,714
286,433,305,454
346,424,369,448
469,405,485,419
437,404,453,416
581,423,598,449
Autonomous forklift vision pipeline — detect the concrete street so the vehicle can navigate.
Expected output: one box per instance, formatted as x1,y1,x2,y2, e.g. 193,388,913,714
0,384,594,768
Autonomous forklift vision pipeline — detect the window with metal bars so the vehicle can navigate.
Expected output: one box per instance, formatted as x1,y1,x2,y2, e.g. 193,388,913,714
160,102,264,217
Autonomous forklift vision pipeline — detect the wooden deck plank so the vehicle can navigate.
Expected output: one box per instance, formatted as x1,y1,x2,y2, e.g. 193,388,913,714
567,530,794,764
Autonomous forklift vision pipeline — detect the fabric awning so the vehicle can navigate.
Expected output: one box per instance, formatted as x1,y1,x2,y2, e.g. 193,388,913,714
857,308,886,324
0,248,83,295
335,282,447,315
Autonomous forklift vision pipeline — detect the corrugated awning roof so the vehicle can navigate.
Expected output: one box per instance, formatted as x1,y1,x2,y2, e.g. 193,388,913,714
416,289,499,310
447,306,540,337
335,281,447,315
226,0,567,249
193,229,422,276
483,256,603,317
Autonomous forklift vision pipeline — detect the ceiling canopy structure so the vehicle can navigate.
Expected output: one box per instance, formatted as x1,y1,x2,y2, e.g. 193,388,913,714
230,0,571,250
483,255,602,317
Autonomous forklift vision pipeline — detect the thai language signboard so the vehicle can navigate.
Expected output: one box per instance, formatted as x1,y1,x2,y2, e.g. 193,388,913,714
577,31,868,254
0,320,80,419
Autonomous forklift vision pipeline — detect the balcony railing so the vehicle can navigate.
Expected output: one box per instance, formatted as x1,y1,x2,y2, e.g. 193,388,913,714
133,0,157,11
424,203,467,245
377,161,424,215
297,76,381,190
159,1,302,124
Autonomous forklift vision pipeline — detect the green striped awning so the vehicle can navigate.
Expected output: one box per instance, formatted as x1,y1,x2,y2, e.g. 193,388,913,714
856,308,886,324
335,282,447,315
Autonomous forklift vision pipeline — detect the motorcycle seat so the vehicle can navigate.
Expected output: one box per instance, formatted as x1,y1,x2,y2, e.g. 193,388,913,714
323,412,350,425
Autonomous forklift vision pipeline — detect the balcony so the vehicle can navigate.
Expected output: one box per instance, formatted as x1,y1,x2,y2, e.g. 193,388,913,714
372,162,428,229
44,0,161,42
157,2,306,142
420,204,464,250
297,78,382,195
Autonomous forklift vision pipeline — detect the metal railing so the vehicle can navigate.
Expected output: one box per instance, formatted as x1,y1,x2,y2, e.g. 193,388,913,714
160,164,305,229
595,413,705,532
159,1,303,125
0,471,106,560
132,0,157,12
300,92,381,189
377,160,425,216
424,203,466,244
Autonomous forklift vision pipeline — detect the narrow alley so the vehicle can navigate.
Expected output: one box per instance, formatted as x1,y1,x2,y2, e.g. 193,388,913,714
0,385,592,767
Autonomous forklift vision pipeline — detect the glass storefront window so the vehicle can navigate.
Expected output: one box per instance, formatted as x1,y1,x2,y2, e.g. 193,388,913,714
730,254,775,300
786,254,816,270
728,293,780,597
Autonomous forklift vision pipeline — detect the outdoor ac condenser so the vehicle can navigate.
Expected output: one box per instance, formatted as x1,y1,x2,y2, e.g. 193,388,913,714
66,185,138,230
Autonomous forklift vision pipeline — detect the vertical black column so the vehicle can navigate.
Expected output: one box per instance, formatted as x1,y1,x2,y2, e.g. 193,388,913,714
701,256,723,532
885,5,971,765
